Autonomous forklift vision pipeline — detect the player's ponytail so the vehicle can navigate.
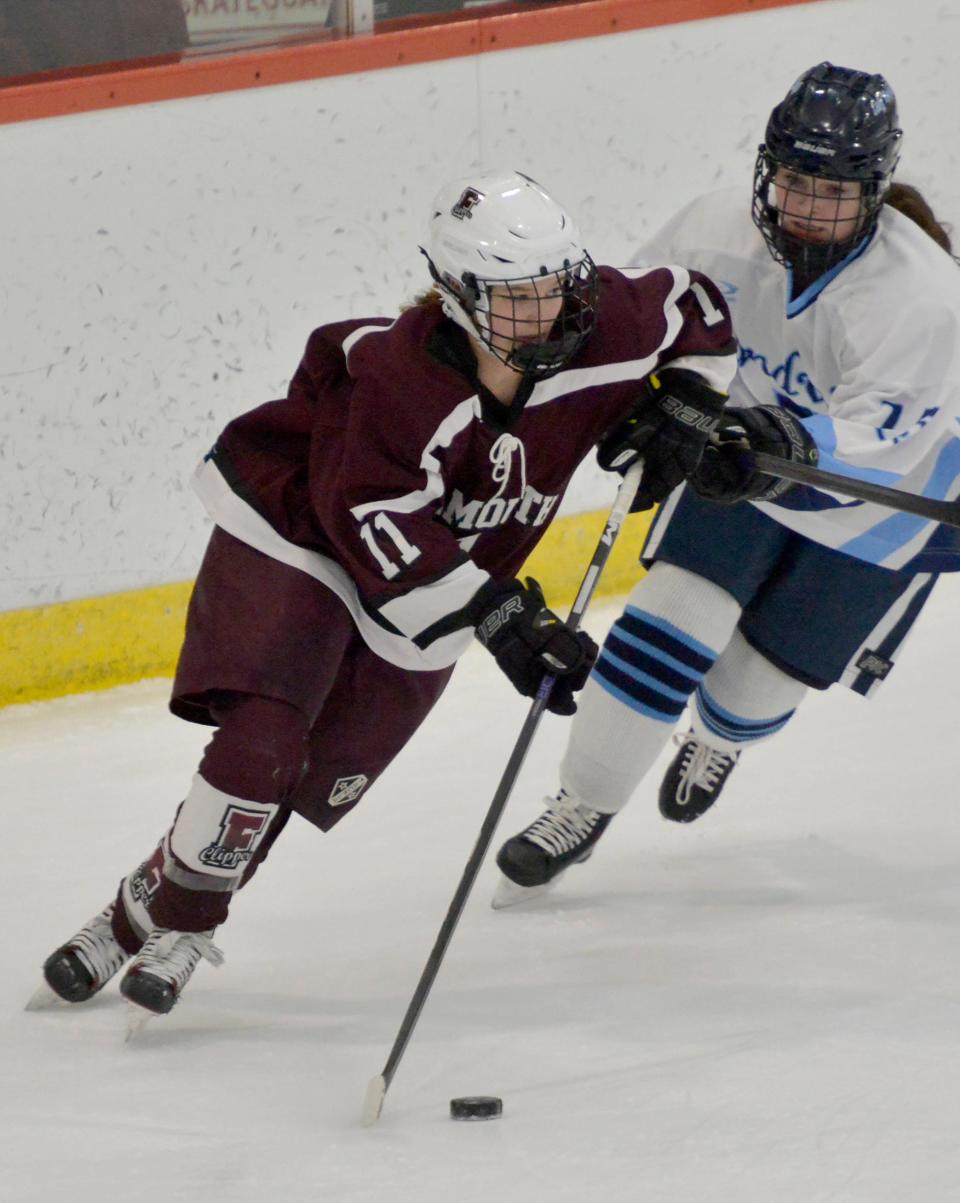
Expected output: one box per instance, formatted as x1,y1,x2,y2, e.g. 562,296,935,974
885,183,953,254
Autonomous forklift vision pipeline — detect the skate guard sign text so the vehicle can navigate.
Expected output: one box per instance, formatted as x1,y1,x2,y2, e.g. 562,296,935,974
184,0,330,33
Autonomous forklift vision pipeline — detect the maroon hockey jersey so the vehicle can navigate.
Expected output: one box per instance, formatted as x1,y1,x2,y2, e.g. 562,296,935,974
192,265,736,671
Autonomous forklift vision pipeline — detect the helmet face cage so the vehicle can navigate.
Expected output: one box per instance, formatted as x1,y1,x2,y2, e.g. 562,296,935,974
453,255,599,378
751,62,902,276
751,149,887,276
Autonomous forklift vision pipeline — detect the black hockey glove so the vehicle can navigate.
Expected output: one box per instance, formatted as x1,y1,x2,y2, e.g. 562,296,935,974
597,368,728,512
691,405,819,504
468,577,598,716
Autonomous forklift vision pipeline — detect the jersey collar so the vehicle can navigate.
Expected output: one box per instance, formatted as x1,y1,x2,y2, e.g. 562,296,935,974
785,227,877,319
427,318,534,430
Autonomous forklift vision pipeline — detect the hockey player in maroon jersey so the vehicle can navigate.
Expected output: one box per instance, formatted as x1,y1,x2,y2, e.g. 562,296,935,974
33,170,736,1022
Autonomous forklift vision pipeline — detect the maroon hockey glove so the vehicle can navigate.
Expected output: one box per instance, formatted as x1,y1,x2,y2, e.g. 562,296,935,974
597,368,728,511
692,405,818,504
469,577,598,715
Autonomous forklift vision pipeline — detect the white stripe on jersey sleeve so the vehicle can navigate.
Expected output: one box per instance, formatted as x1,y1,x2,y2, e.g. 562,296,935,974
377,559,489,641
525,352,661,407
617,266,668,279
342,319,398,364
349,395,482,521
662,352,734,395
191,457,474,671
525,267,692,409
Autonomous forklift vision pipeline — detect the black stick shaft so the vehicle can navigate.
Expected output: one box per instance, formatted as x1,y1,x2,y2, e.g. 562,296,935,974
376,461,644,1100
750,451,960,529
378,693,546,1092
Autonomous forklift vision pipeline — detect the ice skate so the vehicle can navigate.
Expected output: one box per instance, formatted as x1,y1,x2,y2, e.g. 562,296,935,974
120,927,224,1023
27,901,130,1010
659,731,739,823
492,790,613,908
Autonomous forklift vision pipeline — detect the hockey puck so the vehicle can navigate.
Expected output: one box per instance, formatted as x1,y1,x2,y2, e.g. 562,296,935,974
449,1096,503,1121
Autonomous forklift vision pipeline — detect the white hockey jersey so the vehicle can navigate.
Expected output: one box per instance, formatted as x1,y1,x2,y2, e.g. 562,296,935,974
630,188,960,573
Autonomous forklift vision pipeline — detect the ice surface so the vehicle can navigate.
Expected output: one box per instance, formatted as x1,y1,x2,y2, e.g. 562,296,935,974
3,586,958,1203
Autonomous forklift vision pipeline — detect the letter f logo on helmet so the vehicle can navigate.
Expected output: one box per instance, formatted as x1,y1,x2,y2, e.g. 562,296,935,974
451,188,483,220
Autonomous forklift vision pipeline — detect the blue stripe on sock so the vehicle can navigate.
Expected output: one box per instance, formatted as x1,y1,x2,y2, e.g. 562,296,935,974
594,670,682,721
593,605,721,721
594,657,690,721
594,606,721,716
621,607,717,671
603,629,701,696
606,623,708,681
597,648,692,706
696,686,794,743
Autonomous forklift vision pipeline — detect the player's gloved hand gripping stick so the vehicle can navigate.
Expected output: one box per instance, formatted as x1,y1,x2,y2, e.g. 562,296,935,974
468,576,598,716
695,410,960,528
597,368,728,511
692,405,818,504
361,459,645,1126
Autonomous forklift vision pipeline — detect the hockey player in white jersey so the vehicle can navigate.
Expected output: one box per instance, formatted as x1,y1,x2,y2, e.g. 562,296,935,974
495,62,960,901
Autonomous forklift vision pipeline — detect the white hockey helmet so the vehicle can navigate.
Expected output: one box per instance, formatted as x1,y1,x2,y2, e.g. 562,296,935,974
424,170,598,378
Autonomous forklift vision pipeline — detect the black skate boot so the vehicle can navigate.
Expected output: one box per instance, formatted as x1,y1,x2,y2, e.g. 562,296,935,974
29,902,131,1008
120,928,223,1017
493,790,613,907
659,732,739,823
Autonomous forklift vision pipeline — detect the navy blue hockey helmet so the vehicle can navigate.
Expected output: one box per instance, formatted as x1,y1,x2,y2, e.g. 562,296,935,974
752,63,903,275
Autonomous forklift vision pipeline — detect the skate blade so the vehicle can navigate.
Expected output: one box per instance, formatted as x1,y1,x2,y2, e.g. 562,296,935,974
490,874,557,910
360,1074,386,1126
24,982,62,1011
124,1002,156,1043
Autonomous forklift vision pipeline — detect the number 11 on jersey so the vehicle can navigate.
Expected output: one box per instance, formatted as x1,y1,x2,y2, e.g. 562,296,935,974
360,513,422,580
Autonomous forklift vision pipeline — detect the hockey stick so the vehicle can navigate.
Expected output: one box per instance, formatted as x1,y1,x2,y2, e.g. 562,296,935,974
360,459,646,1126
749,450,960,529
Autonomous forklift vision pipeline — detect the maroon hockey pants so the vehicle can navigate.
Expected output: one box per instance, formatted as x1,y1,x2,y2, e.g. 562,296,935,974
112,529,454,949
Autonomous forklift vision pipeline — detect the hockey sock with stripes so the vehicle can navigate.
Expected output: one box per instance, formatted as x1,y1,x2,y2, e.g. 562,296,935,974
560,562,741,814
691,629,806,755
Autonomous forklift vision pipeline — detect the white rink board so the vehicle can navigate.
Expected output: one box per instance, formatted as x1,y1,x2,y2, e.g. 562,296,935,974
2,0,959,609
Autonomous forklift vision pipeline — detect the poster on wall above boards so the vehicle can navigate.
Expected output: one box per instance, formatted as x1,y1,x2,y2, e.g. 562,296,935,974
182,0,333,45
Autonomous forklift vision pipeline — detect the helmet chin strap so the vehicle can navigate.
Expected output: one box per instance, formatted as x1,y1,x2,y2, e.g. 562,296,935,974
438,291,486,345
438,285,530,375
426,252,495,353
434,291,525,383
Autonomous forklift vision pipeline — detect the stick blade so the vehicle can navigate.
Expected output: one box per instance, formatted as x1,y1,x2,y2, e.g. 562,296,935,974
361,1074,387,1126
